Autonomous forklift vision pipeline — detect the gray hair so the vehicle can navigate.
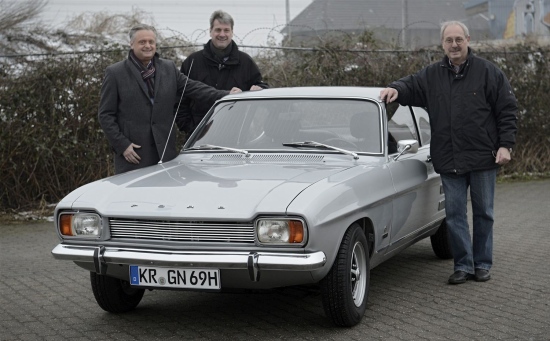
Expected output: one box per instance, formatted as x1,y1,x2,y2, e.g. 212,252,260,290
210,10,234,30
440,21,469,40
129,24,157,43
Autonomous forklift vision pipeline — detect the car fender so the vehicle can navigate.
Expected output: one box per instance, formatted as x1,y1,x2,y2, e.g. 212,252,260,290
286,163,395,280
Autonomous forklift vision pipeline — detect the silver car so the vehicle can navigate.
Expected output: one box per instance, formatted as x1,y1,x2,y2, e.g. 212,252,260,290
52,87,451,327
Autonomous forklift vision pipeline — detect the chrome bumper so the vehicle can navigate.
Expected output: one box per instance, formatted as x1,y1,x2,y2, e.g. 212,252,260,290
51,244,326,282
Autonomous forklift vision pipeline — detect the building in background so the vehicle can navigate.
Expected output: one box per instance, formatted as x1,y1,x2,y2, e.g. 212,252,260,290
466,0,549,38
282,0,491,48
465,0,515,39
283,0,550,48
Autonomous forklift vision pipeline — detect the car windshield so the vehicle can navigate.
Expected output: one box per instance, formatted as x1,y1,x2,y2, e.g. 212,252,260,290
185,98,383,154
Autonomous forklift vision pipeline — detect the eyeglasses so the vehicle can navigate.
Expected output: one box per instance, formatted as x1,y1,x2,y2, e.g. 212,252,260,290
444,37,465,45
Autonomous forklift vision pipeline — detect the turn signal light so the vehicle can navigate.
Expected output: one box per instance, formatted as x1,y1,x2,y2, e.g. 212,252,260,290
289,220,304,243
60,214,73,236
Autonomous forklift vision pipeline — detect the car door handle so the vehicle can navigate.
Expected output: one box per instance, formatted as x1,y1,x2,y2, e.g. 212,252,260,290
426,155,432,163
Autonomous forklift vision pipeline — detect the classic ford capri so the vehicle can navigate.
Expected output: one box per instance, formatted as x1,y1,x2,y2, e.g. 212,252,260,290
52,87,451,326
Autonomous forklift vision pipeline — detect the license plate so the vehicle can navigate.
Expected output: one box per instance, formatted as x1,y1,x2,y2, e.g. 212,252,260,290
129,265,220,290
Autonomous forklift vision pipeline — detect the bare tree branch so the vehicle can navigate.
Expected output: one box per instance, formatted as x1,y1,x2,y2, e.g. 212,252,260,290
0,0,47,32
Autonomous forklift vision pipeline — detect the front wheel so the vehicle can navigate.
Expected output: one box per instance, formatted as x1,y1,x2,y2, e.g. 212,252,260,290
430,219,453,259
320,223,370,327
90,272,145,313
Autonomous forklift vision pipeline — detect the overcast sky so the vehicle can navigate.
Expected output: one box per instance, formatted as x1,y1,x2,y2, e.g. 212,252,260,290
38,0,313,46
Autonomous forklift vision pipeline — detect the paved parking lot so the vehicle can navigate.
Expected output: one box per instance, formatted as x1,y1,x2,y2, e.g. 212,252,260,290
1,179,549,340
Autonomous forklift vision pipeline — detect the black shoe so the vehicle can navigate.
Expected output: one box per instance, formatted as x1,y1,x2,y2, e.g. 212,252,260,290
474,269,491,282
448,271,471,284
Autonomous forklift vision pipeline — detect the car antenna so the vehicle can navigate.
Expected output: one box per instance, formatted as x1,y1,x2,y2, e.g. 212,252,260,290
158,59,194,164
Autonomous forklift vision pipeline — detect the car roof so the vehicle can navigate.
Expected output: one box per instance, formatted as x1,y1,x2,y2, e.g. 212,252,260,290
222,86,385,102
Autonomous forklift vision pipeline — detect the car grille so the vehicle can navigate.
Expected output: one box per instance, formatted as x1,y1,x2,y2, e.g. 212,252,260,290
109,219,255,243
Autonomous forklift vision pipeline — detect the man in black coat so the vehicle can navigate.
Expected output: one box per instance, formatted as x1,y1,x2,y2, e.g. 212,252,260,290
177,10,268,135
99,24,241,174
380,21,518,285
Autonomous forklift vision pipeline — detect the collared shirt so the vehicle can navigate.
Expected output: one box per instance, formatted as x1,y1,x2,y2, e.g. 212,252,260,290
449,59,466,74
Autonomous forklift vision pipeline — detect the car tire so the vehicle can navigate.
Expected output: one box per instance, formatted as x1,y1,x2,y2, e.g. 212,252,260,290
320,223,369,327
90,272,145,313
430,219,453,259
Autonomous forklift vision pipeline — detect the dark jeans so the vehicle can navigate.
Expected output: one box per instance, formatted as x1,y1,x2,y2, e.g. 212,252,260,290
440,169,497,274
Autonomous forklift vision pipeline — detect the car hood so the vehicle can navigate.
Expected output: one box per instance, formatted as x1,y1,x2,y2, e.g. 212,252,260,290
67,158,356,220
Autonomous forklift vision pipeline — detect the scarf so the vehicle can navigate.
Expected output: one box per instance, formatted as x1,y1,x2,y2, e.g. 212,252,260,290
209,41,232,64
129,50,156,99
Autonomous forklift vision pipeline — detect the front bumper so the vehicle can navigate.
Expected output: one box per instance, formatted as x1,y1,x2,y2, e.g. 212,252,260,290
51,244,326,282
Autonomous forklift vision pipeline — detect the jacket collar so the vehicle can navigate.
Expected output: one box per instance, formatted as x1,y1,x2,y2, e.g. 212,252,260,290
441,47,473,68
202,40,240,66
126,52,161,100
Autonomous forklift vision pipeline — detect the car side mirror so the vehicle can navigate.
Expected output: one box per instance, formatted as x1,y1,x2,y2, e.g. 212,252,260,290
393,139,419,161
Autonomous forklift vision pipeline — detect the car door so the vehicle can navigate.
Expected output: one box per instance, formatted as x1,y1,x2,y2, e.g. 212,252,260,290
385,105,444,255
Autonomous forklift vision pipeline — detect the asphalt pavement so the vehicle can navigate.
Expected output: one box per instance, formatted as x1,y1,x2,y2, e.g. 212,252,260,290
1,179,549,340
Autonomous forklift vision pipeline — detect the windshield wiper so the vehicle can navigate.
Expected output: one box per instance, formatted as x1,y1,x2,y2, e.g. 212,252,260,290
185,144,250,157
282,141,358,160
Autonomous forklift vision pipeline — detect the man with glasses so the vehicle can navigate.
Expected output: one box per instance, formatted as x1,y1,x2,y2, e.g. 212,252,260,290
380,21,518,284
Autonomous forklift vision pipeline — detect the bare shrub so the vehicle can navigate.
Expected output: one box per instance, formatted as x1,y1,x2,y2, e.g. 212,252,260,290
66,7,155,36
0,0,46,32
0,0,49,56
0,51,124,209
1,23,548,210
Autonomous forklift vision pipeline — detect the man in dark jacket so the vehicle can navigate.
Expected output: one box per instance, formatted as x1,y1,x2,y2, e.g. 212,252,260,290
99,24,241,174
380,21,518,285
177,10,268,135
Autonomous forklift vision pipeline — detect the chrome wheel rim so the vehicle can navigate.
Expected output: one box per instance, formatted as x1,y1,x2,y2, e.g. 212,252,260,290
350,241,367,306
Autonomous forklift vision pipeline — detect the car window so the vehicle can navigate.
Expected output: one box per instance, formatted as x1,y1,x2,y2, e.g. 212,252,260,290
413,107,431,146
188,99,383,153
387,104,418,143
